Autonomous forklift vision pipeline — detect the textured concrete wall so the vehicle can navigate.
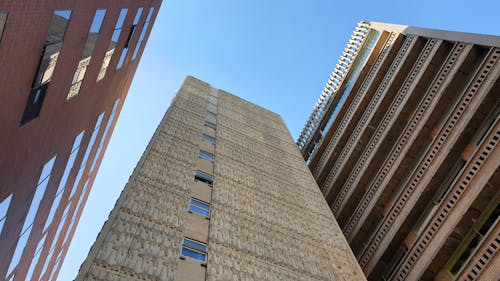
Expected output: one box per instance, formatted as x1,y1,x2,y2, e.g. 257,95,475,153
75,76,365,281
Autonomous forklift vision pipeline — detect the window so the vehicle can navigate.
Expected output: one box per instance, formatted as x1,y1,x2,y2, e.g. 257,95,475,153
198,150,214,163
181,239,207,262
89,99,121,173
206,111,217,119
194,171,213,186
131,7,154,60
21,10,72,125
189,198,210,217
7,155,56,276
204,121,216,131
67,9,106,99
0,11,8,43
207,103,217,112
202,134,216,144
117,7,143,69
44,130,84,232
208,95,217,104
70,112,105,199
97,8,128,81
24,233,47,281
39,201,72,280
0,194,13,235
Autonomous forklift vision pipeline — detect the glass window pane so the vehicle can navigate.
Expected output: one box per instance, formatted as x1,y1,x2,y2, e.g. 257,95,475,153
202,134,216,144
189,205,210,217
0,194,13,234
206,111,217,119
204,121,216,130
116,9,128,29
0,11,8,42
181,247,206,262
89,9,106,33
198,150,214,162
182,239,207,252
194,171,213,186
46,10,72,45
191,199,210,210
133,8,143,25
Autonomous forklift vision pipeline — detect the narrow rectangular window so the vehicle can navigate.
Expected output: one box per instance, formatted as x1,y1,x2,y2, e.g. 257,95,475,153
207,103,217,112
67,9,106,99
43,130,85,232
208,96,217,104
0,194,13,235
89,99,120,173
204,121,216,131
0,11,8,43
117,7,143,69
194,171,213,186
97,9,128,82
202,134,216,144
39,201,71,280
206,111,217,119
7,155,56,276
24,232,47,281
70,112,105,199
21,10,72,125
181,239,207,262
189,198,210,217
131,7,154,61
198,150,214,163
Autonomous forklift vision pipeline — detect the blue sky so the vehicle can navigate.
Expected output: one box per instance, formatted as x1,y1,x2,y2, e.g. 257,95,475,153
57,0,500,279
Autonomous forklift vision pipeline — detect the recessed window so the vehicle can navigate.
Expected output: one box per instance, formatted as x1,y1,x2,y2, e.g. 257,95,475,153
194,171,213,186
202,134,216,144
208,95,217,104
181,239,207,262
131,7,155,61
67,9,106,99
0,194,13,235
44,130,85,232
0,11,8,43
70,112,105,199
204,121,216,131
207,103,217,112
97,8,128,81
7,155,57,276
189,198,210,217
21,10,72,125
198,150,214,163
206,111,217,119
117,7,143,69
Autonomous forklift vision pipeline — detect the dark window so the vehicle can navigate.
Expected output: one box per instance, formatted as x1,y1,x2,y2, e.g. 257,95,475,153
189,198,210,217
181,239,207,262
206,111,217,119
67,9,106,99
0,11,8,43
198,150,214,162
97,8,128,81
21,10,72,125
202,134,216,144
204,121,216,131
131,7,154,60
194,171,213,186
117,7,143,69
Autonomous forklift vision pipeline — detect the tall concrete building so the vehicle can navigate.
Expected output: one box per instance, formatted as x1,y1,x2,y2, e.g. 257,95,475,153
74,76,365,281
0,1,161,280
298,22,499,281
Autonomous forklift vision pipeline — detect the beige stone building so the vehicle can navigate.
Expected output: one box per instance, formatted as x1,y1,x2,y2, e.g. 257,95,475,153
74,76,365,281
298,22,499,281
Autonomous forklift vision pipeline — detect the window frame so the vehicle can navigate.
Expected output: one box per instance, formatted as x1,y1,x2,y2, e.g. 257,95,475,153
202,134,216,144
188,198,210,217
181,238,207,262
194,171,213,186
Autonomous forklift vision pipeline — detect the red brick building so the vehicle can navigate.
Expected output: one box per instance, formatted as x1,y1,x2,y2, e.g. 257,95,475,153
0,1,161,280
